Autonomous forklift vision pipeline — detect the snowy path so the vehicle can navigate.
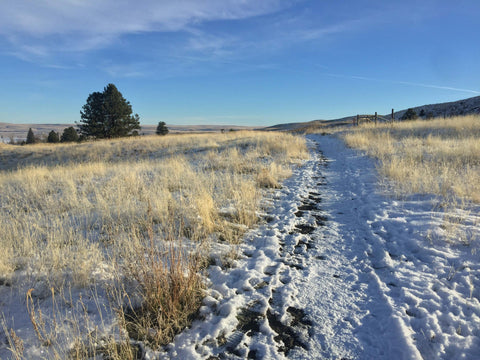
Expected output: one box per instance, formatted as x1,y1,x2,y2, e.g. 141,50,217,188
294,136,421,359
153,134,480,359
317,135,480,360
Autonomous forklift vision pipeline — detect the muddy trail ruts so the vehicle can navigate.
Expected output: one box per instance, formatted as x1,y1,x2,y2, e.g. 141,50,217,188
210,145,329,359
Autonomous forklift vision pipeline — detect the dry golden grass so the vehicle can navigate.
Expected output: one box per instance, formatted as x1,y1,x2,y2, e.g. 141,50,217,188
0,131,304,171
343,115,480,203
120,232,204,348
0,130,308,355
0,131,307,278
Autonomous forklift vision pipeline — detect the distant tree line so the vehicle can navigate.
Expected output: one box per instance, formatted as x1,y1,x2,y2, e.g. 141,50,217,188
17,83,170,145
401,108,435,121
20,126,81,145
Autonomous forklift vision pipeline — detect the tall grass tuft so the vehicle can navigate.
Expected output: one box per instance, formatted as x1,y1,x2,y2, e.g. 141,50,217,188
120,231,204,348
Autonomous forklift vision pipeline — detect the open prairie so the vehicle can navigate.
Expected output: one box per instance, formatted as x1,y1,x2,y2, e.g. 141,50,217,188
1,117,480,360
0,122,260,144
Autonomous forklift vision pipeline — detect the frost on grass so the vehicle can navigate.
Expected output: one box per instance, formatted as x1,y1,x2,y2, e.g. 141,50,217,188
0,131,308,359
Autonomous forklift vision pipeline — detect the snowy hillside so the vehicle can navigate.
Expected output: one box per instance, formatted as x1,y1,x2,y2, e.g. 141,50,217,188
265,95,480,131
393,95,480,120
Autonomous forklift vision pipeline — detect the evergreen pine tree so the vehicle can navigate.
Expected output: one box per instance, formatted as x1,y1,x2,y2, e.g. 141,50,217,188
26,128,36,144
78,91,105,138
47,130,60,143
401,108,418,120
61,127,79,142
78,84,140,139
156,121,169,135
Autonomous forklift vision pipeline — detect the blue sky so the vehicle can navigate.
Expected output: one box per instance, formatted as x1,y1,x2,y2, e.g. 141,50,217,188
0,0,479,126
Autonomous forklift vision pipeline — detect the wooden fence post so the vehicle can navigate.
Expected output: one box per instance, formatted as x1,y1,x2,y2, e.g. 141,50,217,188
375,112,377,125
356,114,359,126
391,109,394,122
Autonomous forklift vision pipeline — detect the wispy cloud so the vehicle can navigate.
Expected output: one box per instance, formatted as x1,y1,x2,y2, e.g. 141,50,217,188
396,81,480,95
294,18,370,42
100,62,150,79
324,73,480,95
1,0,382,69
1,0,458,87
0,1,289,55
0,0,301,78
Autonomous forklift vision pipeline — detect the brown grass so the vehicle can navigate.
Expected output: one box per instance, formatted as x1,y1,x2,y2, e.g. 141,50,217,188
120,232,204,348
0,131,308,356
342,115,480,203
342,116,480,245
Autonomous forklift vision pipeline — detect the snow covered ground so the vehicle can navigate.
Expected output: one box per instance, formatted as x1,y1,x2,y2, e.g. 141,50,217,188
157,134,480,359
1,134,480,359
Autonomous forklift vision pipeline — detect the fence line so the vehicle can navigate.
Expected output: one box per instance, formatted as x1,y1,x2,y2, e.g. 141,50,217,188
354,109,395,126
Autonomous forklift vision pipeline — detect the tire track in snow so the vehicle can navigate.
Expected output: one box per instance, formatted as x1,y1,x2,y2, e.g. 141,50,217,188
294,135,422,360
201,142,330,359
315,134,480,360
159,135,420,359
158,136,328,359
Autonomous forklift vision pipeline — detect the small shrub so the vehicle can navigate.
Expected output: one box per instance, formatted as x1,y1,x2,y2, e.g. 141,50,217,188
47,131,60,143
257,168,281,189
122,235,204,348
61,127,79,142
156,121,169,136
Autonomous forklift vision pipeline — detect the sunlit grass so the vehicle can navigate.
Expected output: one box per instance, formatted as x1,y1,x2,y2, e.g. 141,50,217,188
0,131,308,356
342,115,480,203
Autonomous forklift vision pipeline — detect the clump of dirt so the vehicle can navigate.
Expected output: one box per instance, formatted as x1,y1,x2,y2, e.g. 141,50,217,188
266,309,308,355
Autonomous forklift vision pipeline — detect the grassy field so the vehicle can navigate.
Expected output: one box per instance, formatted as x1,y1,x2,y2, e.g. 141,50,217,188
341,115,480,245
342,115,480,203
0,131,308,358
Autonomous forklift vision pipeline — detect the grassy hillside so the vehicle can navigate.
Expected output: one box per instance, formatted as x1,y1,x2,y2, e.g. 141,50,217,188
266,95,480,133
342,115,480,202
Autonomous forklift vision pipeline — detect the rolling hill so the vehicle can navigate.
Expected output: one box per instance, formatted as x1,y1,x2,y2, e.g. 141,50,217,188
266,95,480,131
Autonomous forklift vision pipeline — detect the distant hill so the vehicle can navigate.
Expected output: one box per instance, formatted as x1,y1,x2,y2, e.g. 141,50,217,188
267,95,480,132
392,95,480,120
264,116,354,132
